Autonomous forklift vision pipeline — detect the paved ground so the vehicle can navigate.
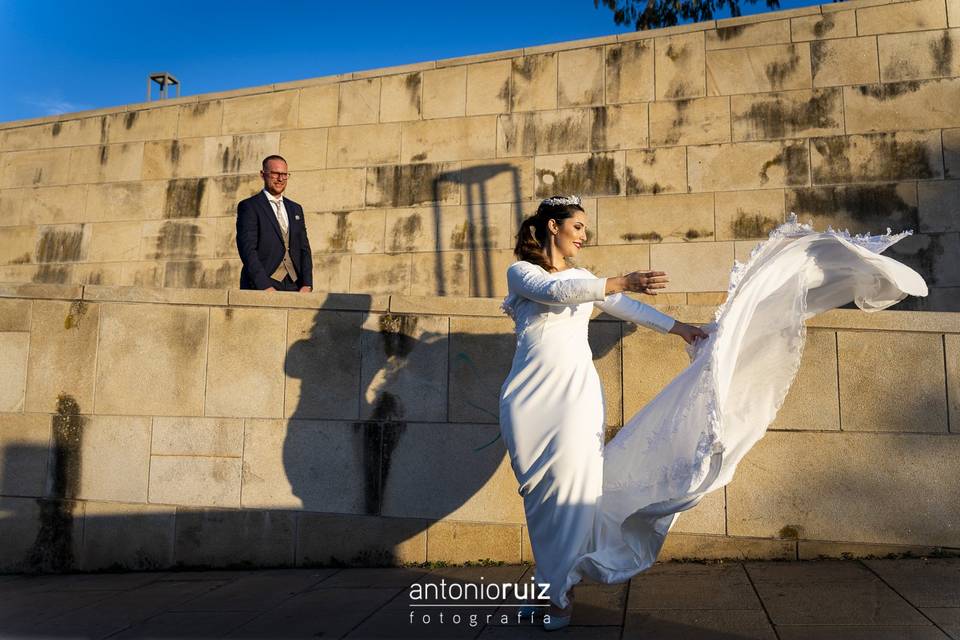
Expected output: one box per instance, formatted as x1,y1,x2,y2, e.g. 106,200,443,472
1,559,958,639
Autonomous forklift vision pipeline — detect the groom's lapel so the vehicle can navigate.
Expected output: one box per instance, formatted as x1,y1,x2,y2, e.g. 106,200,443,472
256,191,284,242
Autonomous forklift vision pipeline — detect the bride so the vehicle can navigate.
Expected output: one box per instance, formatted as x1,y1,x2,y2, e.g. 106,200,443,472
498,195,927,630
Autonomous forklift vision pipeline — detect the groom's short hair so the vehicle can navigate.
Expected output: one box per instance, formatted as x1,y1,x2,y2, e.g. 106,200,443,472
262,155,287,170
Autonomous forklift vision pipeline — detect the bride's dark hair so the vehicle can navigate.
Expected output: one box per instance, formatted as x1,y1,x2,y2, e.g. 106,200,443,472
514,196,585,272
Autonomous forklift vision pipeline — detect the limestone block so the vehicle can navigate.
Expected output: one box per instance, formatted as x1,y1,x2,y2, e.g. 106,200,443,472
497,108,593,157
891,233,960,288
459,158,534,204
141,218,218,261
0,123,55,151
410,251,471,297
511,53,558,112
163,258,240,289
11,185,89,226
359,314,448,421
421,66,467,119
426,521,521,563
385,203,512,253
605,40,655,104
327,123,401,168
0,414,48,496
575,245,651,278
76,415,151,502
689,140,810,192
95,302,207,416
880,29,960,83
69,143,145,184
221,90,299,134
0,282,82,299
163,176,215,220
174,507,295,567
85,181,165,222
650,96,731,146
846,79,960,136
205,307,286,418
625,147,687,196
447,316,516,423
472,248,516,298
811,131,943,185
465,60,511,116
857,0,948,35
0,496,83,572
379,73,422,123
771,329,840,430
659,533,796,560
284,309,363,420
952,0,960,26
24,300,99,413
349,253,411,295
241,419,368,512
0,188,22,226
34,223,90,265
301,254,348,293
791,11,858,41
708,20,792,51
297,512,428,565
401,115,497,163
558,47,604,107
85,221,144,263
838,330,947,432
592,103,650,151
229,289,386,311
0,299,31,331
919,181,960,233
786,183,919,234
203,174,264,217
148,456,241,508
727,431,960,546
71,262,125,286
1,148,72,188
79,501,175,571
945,129,960,178
307,210,385,254
201,133,280,176
141,139,204,180
365,161,460,208
32,264,72,284
535,151,625,198
294,168,366,211
178,101,222,138
105,107,178,143
715,189,785,240
656,32,707,99
211,215,236,259
151,417,242,458
673,487,726,534
339,78,380,126
83,285,229,307
946,334,959,432
598,193,715,245
622,324,692,417
277,128,327,172
707,44,812,95
731,88,844,142
0,225,36,265
50,117,108,148
650,241,735,292
810,37,880,89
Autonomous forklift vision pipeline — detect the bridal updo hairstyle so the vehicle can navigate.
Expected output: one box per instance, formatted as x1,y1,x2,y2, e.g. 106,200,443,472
514,195,585,272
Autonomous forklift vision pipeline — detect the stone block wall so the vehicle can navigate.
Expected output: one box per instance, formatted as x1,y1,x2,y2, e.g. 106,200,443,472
0,283,957,572
0,0,958,309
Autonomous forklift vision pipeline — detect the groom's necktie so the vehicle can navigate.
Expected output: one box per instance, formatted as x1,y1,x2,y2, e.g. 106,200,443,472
269,198,298,284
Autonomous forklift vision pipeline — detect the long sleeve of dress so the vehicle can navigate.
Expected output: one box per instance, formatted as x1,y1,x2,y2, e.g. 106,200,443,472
574,267,676,333
507,261,608,305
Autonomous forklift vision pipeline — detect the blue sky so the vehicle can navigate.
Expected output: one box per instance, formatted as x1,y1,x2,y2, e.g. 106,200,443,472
0,0,821,124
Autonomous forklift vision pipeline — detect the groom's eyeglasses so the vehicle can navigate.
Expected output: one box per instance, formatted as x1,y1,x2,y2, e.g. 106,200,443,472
266,171,290,180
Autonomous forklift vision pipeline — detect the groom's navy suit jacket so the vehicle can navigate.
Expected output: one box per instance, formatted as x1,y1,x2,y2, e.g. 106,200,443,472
236,191,313,290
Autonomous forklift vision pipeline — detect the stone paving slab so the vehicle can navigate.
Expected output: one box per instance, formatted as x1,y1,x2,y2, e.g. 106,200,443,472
0,560,958,638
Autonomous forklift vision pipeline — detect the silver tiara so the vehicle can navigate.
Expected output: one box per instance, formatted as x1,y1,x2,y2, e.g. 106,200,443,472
540,195,582,208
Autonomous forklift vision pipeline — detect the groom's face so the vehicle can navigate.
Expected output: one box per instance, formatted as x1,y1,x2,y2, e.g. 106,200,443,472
261,159,289,196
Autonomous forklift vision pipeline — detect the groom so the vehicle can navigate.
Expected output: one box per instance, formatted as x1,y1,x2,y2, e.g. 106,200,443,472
236,155,313,292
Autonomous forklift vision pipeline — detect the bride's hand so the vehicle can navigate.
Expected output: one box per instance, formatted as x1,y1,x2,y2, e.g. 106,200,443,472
669,322,709,345
622,270,669,295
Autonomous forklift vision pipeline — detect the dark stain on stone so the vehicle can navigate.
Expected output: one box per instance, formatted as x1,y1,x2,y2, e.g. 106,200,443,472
684,228,713,240
9,252,31,265
855,81,921,101
810,41,829,79
329,212,352,251
449,222,473,250
590,106,608,151
37,227,84,263
662,99,692,145
153,221,200,260
163,178,206,219
64,300,88,330
622,231,663,242
99,117,109,144
380,420,406,515
812,133,935,183
512,56,540,82
370,163,454,208
787,184,919,229
168,139,181,165
99,145,109,165
410,152,428,162
378,314,417,358
759,142,809,185
123,111,138,130
389,212,423,252
33,265,70,284
931,31,954,77
665,43,687,62
164,260,235,289
536,154,620,197
714,25,746,41
812,15,835,38
731,211,780,238
779,525,801,539
765,46,801,89
884,235,944,285
51,122,62,137
352,421,383,515
29,394,84,572
738,89,839,139
404,72,422,113
498,78,511,103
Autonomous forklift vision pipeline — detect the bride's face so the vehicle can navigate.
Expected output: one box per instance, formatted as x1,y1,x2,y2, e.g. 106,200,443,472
550,211,589,258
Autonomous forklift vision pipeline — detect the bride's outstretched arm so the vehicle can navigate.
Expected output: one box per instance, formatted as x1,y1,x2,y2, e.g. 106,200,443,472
594,291,676,333
507,261,611,305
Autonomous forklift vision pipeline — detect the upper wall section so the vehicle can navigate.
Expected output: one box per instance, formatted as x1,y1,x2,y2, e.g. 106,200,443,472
0,0,958,309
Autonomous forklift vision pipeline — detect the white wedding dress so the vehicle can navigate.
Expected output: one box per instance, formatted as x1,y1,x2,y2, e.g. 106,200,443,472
498,217,928,608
